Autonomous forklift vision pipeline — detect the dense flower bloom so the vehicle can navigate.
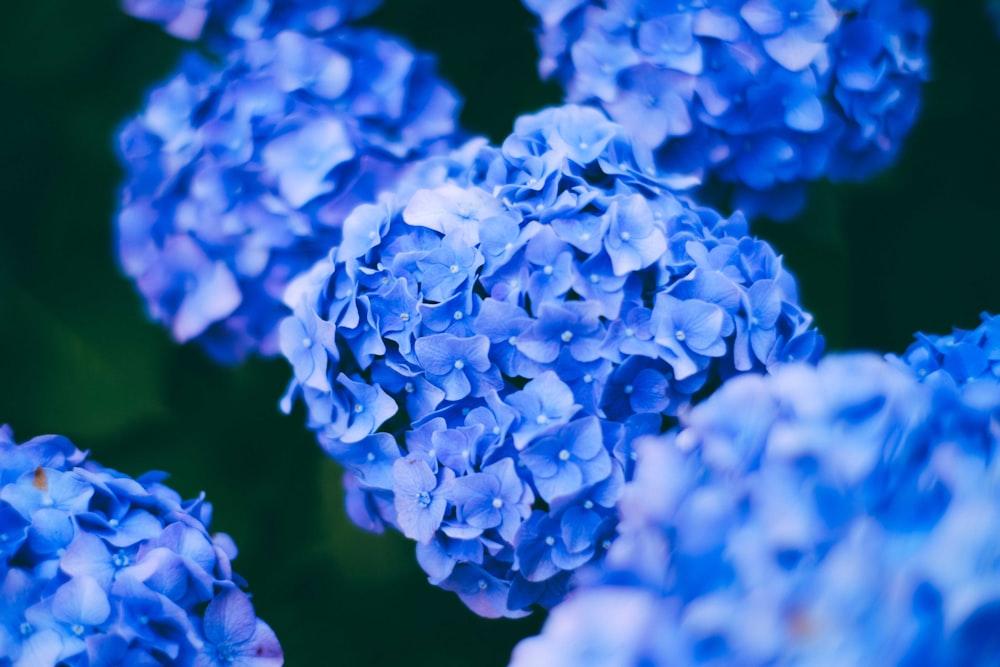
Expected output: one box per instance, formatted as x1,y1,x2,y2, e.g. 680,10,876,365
116,27,461,363
523,0,930,219
510,353,1000,665
279,104,822,616
0,425,283,666
121,0,381,43
890,311,1000,387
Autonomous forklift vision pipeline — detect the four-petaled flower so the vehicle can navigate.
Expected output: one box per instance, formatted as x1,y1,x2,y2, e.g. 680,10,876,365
394,457,455,543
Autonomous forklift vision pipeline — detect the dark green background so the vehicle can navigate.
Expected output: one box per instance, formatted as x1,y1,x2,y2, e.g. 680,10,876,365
0,1,996,664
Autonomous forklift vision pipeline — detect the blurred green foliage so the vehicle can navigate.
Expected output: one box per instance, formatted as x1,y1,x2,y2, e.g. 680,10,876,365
0,0,997,664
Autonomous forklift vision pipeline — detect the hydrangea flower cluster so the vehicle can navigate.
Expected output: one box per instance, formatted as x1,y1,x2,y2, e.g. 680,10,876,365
117,27,461,363
121,0,381,43
523,0,930,219
890,312,1000,388
510,353,1000,665
279,104,822,616
0,426,283,666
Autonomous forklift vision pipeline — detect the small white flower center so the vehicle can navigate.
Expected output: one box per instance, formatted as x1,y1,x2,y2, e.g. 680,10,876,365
454,360,465,370
558,449,571,461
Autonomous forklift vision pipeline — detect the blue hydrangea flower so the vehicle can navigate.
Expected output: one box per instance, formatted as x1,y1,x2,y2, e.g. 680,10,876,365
510,353,1000,665
117,27,461,363
121,0,381,43
890,312,1000,388
0,425,283,666
279,104,822,616
523,0,930,219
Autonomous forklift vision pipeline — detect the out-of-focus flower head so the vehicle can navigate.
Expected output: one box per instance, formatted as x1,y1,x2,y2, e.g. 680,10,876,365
890,312,1000,389
279,104,822,617
510,353,1000,665
0,425,283,666
522,0,930,220
116,27,461,363
121,0,382,44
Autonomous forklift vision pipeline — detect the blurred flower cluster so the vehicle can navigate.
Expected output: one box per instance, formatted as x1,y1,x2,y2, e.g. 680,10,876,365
122,0,382,43
511,352,1000,665
523,0,930,219
0,427,281,666
279,104,821,616
116,4,461,363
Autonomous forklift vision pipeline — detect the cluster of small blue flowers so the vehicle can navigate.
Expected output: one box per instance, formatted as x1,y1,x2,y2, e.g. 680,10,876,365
279,104,822,616
0,426,282,665
522,0,929,219
117,26,461,363
890,312,1000,388
510,353,1000,665
121,0,381,43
